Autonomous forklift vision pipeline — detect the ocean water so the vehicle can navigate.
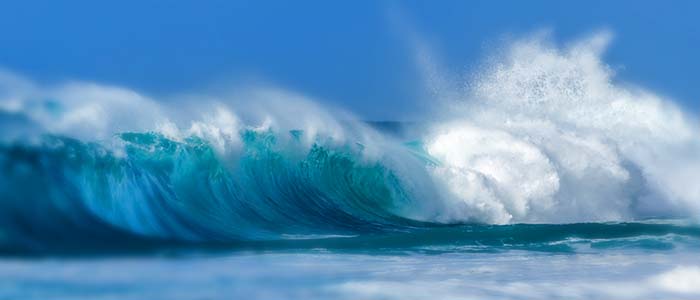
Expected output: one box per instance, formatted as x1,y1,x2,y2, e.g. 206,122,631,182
1,32,700,299
1,221,699,299
1,128,698,300
2,248,700,300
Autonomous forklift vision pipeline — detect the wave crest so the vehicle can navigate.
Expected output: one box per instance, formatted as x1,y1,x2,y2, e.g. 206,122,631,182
1,32,699,252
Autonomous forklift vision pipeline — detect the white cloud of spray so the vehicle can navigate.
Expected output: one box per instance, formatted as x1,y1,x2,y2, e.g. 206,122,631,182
425,31,700,223
0,70,166,141
0,71,376,154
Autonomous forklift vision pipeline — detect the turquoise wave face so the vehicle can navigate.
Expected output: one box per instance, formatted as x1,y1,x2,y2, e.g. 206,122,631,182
0,130,426,252
1,130,699,255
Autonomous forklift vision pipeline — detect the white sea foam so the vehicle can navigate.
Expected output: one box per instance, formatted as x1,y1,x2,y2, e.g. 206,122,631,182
425,32,700,223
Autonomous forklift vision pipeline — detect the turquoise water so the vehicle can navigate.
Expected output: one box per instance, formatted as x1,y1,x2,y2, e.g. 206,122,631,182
1,132,698,255
1,131,699,299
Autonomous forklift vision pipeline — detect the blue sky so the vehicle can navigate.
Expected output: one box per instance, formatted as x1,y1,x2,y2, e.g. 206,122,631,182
0,0,698,120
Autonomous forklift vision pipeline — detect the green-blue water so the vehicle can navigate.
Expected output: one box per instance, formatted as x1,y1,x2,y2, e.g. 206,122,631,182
1,131,698,255
1,129,699,300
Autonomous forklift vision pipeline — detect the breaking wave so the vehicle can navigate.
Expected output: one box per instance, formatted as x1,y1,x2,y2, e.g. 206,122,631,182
0,32,699,253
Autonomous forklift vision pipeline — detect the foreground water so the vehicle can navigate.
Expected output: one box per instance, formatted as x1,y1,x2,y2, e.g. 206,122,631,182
2,247,700,300
1,220,699,300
